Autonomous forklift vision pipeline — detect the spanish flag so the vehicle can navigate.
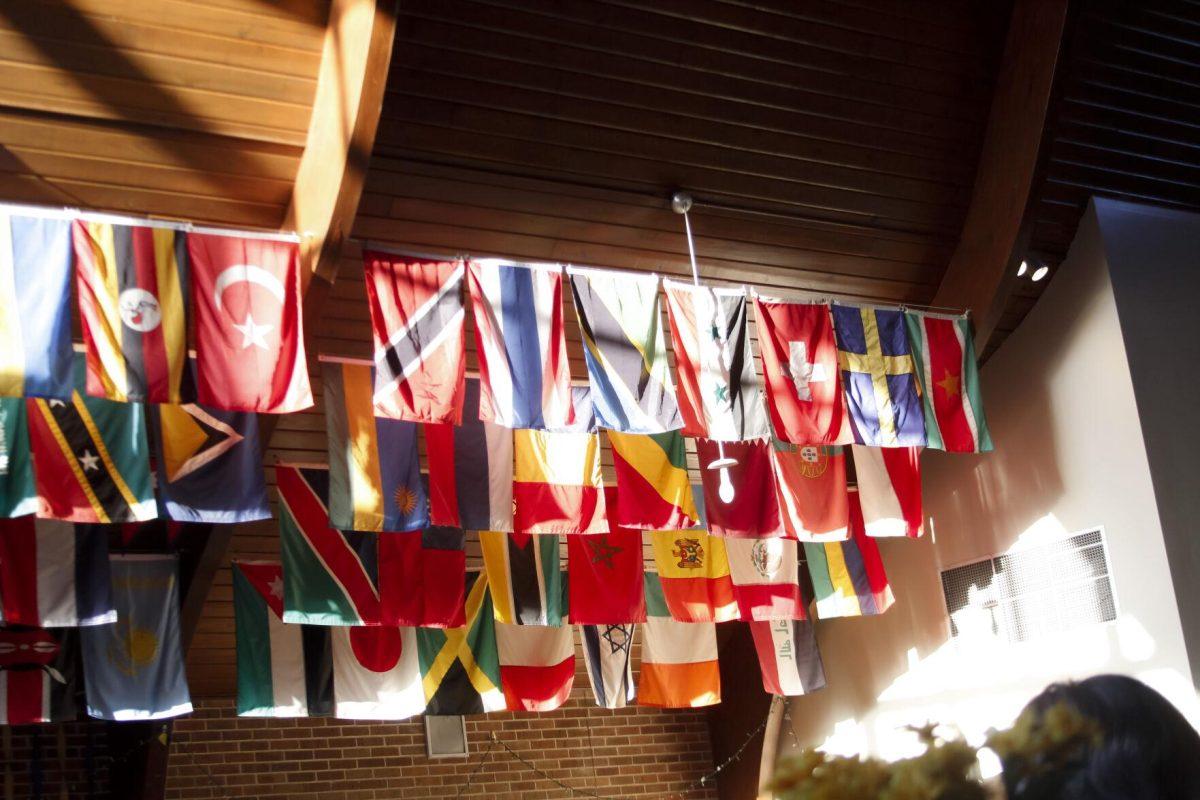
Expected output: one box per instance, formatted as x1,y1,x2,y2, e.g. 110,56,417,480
609,430,699,530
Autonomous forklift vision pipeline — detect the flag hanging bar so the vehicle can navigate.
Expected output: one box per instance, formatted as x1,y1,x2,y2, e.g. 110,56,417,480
0,201,303,243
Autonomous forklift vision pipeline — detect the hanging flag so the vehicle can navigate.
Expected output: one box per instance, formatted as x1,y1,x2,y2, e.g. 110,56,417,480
905,311,993,453
81,554,192,720
0,398,36,518
426,378,513,532
73,221,189,403
276,465,380,626
364,252,466,424
150,401,270,524
772,442,850,541
480,531,563,626
750,619,826,697
332,625,424,720
568,267,681,433
725,537,803,621
468,260,573,429
753,297,849,445
663,280,769,441
580,623,635,709
832,304,926,447
26,357,156,524
803,491,895,619
417,572,506,715
233,561,332,718
695,438,784,537
639,573,720,708
189,232,311,413
0,213,73,398
609,430,698,530
496,623,574,712
0,517,115,627
852,445,923,538
513,428,606,534
323,360,428,532
567,505,646,625
0,627,79,725
649,529,739,623
547,386,596,433
378,528,466,628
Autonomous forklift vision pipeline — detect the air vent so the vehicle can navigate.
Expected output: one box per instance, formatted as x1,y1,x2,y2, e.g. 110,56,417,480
941,529,1117,643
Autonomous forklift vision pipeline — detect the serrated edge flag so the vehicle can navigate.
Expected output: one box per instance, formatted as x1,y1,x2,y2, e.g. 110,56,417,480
580,623,635,709
417,572,506,715
513,428,607,534
332,625,424,720
803,490,895,619
568,267,681,433
0,627,78,725
639,573,720,708
772,442,850,542
496,623,574,712
726,537,804,621
609,430,698,530
750,619,826,696
904,311,993,453
0,516,115,627
696,438,784,537
0,397,37,518
480,531,563,626
649,529,739,623
852,445,923,538
378,528,466,628
663,280,769,441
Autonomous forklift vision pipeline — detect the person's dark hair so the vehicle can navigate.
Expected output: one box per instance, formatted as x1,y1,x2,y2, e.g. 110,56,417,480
1002,674,1200,800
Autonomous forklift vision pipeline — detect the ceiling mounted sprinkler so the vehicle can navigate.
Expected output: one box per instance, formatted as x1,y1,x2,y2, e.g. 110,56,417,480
669,190,693,215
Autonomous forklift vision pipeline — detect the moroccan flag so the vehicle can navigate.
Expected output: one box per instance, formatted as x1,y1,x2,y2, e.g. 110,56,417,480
725,537,803,621
663,280,769,441
803,490,895,619
609,430,698,530
580,623,635,708
426,378,513,532
0,627,78,724
189,233,311,413
323,360,428,532
496,623,575,712
0,398,36,518
905,311,993,453
513,428,606,534
852,445,923,538
276,465,380,626
832,304,925,447
233,561,332,718
639,573,720,708
0,517,115,627
417,572,506,715
150,402,270,524
695,438,784,537
364,252,466,424
649,530,739,623
73,221,189,403
567,506,646,625
753,297,849,445
772,442,850,541
332,625,424,720
0,213,73,398
378,528,466,628
568,267,681,433
750,619,826,696
468,260,574,429
480,531,563,626
26,358,156,524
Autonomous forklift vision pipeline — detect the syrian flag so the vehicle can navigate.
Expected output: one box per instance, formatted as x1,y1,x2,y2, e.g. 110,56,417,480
496,623,575,712
852,446,923,538
332,625,424,720
0,516,116,627
750,619,826,696
579,624,635,709
0,626,79,724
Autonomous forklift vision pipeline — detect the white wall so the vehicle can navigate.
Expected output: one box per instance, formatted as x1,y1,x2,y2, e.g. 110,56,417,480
780,200,1199,771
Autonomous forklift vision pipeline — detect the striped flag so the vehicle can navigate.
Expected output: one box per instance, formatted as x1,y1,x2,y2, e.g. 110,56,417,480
0,627,78,724
0,213,74,399
467,260,573,429
580,623,635,708
365,252,466,424
649,529,739,623
663,280,769,441
0,398,37,518
852,445,923,538
417,572,506,715
750,619,826,696
609,430,698,530
378,528,466,628
639,573,720,708
332,625,424,720
480,531,563,626
803,490,895,619
513,428,607,534
0,517,115,627
772,442,850,541
904,311,993,453
496,623,574,712
73,222,189,403
726,537,804,621
568,268,681,433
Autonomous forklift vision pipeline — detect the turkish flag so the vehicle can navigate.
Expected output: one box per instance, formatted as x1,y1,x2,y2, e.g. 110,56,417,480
189,233,312,413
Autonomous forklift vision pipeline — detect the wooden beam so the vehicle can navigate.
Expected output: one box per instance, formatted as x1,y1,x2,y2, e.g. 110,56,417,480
932,0,1068,349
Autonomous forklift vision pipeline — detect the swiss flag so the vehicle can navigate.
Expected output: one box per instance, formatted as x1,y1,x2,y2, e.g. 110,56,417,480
189,233,312,413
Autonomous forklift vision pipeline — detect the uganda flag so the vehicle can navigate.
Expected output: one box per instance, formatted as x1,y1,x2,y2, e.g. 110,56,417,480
416,572,506,715
609,430,699,530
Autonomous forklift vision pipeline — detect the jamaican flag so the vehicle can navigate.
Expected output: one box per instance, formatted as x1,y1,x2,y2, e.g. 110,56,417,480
417,571,505,715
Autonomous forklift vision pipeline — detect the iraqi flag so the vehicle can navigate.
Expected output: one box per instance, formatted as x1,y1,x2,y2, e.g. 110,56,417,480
496,623,575,712
233,561,332,718
189,233,311,413
750,618,826,696
772,443,850,541
513,428,607,534
378,528,466,628
852,446,923,538
696,438,784,537
638,573,720,708
725,537,803,621
567,502,646,625
904,311,993,453
0,626,79,724
579,623,635,709
332,625,424,720
0,516,115,627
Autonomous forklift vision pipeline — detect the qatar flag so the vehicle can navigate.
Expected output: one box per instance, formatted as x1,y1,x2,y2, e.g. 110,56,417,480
189,233,312,413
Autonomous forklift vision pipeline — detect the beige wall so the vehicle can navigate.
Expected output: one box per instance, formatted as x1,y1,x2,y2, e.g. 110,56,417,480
780,201,1199,772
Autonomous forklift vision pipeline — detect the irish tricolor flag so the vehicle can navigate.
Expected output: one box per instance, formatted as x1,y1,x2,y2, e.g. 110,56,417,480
638,573,720,708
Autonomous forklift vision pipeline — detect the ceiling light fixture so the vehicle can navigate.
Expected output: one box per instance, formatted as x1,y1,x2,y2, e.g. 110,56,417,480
1031,264,1049,282
1017,260,1028,277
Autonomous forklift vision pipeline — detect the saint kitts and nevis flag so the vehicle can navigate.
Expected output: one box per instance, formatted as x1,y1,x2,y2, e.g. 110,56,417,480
904,311,993,453
649,529,739,623
0,626,79,725
0,516,115,627
480,531,563,627
608,430,698,530
417,572,506,715
638,573,720,708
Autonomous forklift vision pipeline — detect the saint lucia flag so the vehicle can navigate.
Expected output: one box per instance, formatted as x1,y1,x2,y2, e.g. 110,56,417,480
417,572,505,715
0,397,37,518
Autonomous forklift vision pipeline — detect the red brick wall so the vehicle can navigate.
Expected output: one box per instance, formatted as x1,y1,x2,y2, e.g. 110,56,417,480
2,721,109,799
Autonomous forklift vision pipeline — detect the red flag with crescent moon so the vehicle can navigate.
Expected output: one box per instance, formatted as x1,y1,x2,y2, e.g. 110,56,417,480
189,233,312,413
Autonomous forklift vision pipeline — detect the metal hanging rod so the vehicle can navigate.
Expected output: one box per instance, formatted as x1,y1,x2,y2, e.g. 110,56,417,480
0,201,304,243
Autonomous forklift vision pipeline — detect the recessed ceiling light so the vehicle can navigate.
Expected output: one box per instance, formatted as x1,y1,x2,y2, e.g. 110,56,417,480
1031,265,1049,282
1017,260,1028,277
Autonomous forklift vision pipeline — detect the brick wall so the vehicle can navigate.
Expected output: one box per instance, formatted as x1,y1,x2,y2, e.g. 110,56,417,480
2,721,110,799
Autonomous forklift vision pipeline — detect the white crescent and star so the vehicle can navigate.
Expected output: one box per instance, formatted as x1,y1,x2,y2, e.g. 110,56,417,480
212,265,286,351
